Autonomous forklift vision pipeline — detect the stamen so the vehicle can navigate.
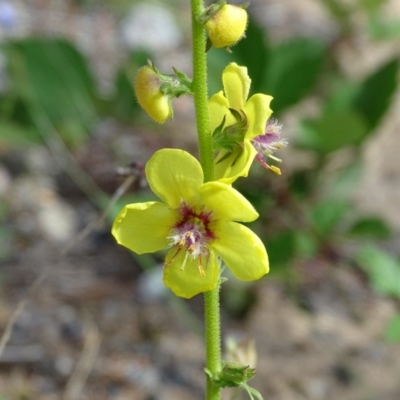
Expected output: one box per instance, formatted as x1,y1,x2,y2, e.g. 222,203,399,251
197,257,205,277
181,251,190,271
268,154,282,163
269,165,281,175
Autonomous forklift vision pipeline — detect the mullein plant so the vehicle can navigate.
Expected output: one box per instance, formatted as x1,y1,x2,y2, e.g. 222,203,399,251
112,1,286,399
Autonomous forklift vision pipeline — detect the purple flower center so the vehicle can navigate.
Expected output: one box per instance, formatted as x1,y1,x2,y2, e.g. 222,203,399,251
167,201,216,275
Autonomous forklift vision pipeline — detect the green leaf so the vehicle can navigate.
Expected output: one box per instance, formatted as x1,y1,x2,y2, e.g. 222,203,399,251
356,245,400,298
327,160,364,197
267,231,296,268
368,14,400,40
347,217,392,239
297,109,369,154
309,199,350,238
385,314,400,343
0,119,42,146
4,38,98,146
262,38,325,114
353,58,399,131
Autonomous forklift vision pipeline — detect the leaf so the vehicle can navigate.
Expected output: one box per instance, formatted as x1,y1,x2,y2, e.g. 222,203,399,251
368,14,400,40
353,58,399,131
309,199,350,238
262,38,325,114
327,160,364,197
347,217,392,239
356,245,400,298
297,109,369,154
0,119,42,146
385,314,400,343
266,230,297,270
4,38,98,146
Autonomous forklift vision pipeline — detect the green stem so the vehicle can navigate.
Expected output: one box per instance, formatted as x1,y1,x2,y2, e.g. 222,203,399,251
191,0,214,183
191,1,221,400
204,283,222,400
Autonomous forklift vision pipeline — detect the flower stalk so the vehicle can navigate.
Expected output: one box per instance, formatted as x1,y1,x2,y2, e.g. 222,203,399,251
192,0,220,399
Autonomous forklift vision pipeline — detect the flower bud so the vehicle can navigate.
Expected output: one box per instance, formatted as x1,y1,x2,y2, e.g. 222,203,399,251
205,4,248,49
134,65,172,124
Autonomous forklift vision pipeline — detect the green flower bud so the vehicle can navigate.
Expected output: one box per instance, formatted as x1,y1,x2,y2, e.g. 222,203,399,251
134,65,173,124
205,4,248,49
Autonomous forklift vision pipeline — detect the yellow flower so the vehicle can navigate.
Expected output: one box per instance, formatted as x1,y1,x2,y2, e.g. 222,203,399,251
112,149,269,299
209,63,273,183
205,4,248,49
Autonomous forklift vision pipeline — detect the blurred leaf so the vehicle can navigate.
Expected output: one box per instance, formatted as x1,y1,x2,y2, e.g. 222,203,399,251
323,79,360,113
309,199,350,238
288,169,314,198
294,231,319,259
353,58,399,131
297,109,368,154
356,245,400,298
267,230,296,269
347,217,392,239
262,38,325,114
322,0,352,28
327,160,364,197
385,314,400,343
0,119,41,146
4,38,98,146
358,0,385,12
368,14,400,40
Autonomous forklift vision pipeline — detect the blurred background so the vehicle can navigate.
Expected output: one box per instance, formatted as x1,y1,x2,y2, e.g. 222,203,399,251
0,0,400,399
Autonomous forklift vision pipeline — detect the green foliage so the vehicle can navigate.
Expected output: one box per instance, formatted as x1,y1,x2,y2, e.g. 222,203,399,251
262,38,325,114
298,109,368,154
347,217,392,239
356,246,400,298
385,314,400,343
353,58,399,131
208,18,326,116
3,38,98,146
308,199,351,239
267,231,297,269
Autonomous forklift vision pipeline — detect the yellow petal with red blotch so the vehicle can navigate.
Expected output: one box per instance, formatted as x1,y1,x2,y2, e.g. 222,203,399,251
163,248,219,298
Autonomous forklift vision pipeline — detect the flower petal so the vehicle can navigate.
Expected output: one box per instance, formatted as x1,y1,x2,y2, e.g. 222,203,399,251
163,248,219,298
146,149,203,207
209,91,236,132
211,222,269,281
222,63,251,111
244,94,273,139
112,202,175,254
199,181,258,222
214,141,257,184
